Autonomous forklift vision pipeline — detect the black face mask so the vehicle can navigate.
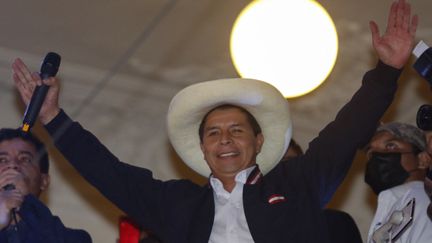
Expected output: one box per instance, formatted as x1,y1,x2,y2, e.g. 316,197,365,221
364,152,410,195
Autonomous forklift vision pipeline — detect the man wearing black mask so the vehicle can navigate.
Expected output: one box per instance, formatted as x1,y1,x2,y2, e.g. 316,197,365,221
364,122,432,243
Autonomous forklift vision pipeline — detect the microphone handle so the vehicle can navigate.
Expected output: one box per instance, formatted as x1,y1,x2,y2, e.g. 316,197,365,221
22,84,49,132
2,184,18,226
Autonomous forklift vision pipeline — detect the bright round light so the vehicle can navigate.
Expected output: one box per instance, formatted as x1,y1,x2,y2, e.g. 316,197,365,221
230,0,338,98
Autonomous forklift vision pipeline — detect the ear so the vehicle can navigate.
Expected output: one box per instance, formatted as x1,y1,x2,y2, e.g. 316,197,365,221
200,143,208,161
40,174,50,191
255,133,264,153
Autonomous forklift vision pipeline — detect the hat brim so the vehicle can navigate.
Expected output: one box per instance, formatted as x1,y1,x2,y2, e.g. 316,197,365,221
167,78,292,177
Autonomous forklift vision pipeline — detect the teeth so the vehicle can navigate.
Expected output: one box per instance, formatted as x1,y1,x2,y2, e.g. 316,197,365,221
219,152,238,157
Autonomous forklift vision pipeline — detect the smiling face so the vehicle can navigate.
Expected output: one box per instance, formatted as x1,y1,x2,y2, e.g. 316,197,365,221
199,106,264,180
0,138,49,197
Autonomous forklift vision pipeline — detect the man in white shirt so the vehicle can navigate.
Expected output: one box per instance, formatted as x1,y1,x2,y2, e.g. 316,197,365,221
364,122,432,243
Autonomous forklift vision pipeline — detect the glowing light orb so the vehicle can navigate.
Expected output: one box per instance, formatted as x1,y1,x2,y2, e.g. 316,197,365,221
230,0,338,98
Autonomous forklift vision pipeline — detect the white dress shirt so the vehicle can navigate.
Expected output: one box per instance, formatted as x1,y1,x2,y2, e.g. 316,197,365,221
367,181,432,243
208,166,256,243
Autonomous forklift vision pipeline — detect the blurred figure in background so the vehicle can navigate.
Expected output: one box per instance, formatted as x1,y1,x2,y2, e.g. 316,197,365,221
119,216,161,243
284,139,363,243
426,169,432,220
417,132,432,221
281,139,303,161
0,128,92,243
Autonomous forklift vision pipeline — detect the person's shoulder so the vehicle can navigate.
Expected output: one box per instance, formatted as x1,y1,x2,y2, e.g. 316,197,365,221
404,181,431,203
401,181,428,198
381,182,412,199
20,194,49,213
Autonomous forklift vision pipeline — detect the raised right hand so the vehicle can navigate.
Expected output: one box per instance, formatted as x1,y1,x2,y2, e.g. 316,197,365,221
12,58,61,125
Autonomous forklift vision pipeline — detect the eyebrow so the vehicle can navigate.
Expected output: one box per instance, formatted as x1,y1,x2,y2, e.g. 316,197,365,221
205,122,242,129
204,126,219,132
18,151,34,158
363,137,401,152
0,151,34,157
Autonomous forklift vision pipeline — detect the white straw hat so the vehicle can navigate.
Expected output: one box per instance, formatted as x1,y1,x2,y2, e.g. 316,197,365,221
167,78,292,177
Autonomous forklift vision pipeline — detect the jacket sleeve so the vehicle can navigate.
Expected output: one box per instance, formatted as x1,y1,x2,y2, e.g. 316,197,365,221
44,111,202,235
282,61,402,207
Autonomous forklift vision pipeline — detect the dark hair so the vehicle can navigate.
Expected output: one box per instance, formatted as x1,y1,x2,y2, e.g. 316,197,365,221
198,104,262,143
0,128,49,173
288,139,304,156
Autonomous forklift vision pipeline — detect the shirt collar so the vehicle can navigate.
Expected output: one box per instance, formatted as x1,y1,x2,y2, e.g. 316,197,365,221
209,165,263,191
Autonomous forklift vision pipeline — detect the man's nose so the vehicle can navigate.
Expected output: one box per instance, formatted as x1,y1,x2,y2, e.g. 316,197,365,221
220,132,232,145
0,160,18,173
5,159,19,170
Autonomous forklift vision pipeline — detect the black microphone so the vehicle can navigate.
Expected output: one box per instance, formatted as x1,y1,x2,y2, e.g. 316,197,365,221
2,184,18,227
21,52,61,133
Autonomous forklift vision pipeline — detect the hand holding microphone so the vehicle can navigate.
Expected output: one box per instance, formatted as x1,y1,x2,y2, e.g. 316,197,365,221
0,188,24,230
0,170,25,230
12,52,62,130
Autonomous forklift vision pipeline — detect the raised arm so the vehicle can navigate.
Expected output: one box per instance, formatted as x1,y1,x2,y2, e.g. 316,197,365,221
290,0,419,206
